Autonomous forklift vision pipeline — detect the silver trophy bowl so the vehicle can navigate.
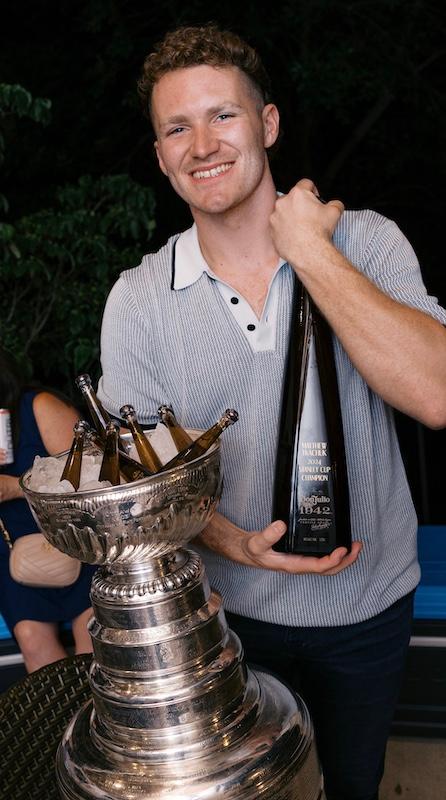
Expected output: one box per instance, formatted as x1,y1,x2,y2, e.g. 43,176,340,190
21,438,324,800
21,435,222,563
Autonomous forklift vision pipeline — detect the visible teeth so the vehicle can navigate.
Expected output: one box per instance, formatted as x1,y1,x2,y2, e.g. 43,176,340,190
192,163,232,179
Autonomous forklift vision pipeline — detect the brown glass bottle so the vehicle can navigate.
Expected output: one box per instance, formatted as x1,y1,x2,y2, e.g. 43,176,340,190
87,428,151,483
75,374,113,439
161,409,238,471
98,422,121,485
120,404,162,473
60,420,89,490
157,405,193,451
75,374,125,457
272,276,351,556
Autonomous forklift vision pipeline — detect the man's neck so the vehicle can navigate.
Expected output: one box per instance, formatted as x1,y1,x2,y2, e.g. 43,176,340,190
190,177,282,318
191,177,280,281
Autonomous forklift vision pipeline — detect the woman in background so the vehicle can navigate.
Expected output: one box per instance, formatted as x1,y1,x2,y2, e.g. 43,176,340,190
0,347,94,672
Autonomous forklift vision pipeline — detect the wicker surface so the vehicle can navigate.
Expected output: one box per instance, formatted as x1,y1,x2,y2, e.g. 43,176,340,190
0,653,92,800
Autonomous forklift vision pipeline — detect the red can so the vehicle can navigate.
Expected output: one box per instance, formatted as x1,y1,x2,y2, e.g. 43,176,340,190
0,409,14,465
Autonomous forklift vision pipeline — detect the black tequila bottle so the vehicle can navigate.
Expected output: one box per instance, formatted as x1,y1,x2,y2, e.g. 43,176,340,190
272,276,351,556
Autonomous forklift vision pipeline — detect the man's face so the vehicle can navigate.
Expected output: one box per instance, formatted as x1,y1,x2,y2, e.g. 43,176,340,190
152,65,279,217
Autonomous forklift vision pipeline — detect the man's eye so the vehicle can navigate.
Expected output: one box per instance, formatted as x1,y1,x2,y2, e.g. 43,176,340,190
216,113,233,121
168,127,185,136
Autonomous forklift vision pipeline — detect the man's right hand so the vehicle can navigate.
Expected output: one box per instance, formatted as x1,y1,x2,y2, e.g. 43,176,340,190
196,512,362,576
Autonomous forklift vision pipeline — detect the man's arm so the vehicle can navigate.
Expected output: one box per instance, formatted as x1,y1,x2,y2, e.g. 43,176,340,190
196,512,362,575
270,179,446,429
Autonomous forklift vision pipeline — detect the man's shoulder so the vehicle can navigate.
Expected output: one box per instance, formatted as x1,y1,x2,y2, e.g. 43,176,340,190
336,207,390,239
120,234,179,290
334,207,402,259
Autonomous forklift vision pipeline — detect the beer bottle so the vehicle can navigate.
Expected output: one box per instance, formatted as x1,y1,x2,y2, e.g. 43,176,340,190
157,405,193,451
99,422,121,485
120,405,162,473
87,428,151,483
272,276,351,556
161,409,238,470
75,374,126,455
60,420,89,491
75,374,112,440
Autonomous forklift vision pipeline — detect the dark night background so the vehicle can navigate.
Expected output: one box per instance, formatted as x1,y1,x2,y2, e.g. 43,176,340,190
1,0,445,523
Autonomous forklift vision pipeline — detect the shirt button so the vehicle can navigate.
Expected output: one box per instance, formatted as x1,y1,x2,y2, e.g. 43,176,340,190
247,324,256,331
230,296,239,304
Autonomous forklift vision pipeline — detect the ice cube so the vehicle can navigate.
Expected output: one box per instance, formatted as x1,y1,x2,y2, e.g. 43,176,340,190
80,479,113,491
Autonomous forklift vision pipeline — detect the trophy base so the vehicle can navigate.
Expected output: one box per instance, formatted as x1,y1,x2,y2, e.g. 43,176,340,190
56,669,324,800
54,548,325,799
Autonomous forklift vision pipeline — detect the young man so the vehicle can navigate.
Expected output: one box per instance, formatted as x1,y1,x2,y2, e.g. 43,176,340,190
97,24,446,800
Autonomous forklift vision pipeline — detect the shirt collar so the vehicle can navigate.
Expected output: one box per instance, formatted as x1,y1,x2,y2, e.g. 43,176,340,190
173,224,215,290
173,221,286,291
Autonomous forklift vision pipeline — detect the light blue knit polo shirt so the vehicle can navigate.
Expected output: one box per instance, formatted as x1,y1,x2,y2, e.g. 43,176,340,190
98,209,446,626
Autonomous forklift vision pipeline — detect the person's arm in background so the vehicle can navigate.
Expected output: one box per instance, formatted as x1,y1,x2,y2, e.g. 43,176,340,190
32,392,80,454
0,392,79,503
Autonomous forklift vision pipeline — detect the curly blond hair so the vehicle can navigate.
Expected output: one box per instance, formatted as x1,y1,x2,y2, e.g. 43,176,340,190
138,24,271,120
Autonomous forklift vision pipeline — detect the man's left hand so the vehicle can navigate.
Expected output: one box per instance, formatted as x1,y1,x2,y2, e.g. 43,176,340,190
270,178,344,270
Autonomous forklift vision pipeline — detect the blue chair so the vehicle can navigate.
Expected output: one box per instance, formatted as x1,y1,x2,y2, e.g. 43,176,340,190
414,525,446,620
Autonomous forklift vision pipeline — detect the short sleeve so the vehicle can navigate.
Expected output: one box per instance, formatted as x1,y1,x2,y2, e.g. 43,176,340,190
97,275,165,424
360,216,446,324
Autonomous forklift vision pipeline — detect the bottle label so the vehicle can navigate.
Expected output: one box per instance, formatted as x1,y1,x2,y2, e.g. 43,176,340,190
0,409,14,465
289,335,336,550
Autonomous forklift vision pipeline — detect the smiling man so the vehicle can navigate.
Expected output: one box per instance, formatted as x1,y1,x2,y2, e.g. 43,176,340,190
97,24,446,800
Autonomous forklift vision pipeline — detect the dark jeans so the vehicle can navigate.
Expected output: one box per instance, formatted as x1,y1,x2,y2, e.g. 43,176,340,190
226,590,414,800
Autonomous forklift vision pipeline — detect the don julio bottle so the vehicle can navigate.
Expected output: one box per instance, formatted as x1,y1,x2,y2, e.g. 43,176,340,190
272,277,351,556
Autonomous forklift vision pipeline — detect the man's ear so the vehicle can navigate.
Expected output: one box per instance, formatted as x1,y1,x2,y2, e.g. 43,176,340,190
262,104,280,150
154,141,168,176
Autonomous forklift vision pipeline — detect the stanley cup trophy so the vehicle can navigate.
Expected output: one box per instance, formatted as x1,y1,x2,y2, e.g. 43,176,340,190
21,433,325,800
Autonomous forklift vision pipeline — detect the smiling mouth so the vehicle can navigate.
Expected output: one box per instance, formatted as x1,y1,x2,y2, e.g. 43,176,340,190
191,162,234,180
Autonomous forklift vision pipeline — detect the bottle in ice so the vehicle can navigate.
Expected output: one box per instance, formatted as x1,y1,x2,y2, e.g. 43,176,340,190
158,405,193,451
60,420,89,490
120,404,162,473
87,427,152,483
161,409,238,470
99,421,121,486
75,374,112,441
272,277,351,556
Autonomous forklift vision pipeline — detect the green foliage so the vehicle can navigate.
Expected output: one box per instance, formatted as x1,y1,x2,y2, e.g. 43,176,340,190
0,84,51,165
0,84,52,125
0,83,52,213
0,174,155,394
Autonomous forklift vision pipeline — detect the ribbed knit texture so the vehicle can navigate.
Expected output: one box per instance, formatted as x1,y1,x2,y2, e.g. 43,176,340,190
98,209,446,626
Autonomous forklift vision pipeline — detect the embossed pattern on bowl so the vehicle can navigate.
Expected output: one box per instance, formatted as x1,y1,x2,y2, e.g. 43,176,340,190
20,437,222,565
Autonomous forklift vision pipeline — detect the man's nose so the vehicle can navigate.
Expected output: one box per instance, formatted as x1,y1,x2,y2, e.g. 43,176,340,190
190,125,219,159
